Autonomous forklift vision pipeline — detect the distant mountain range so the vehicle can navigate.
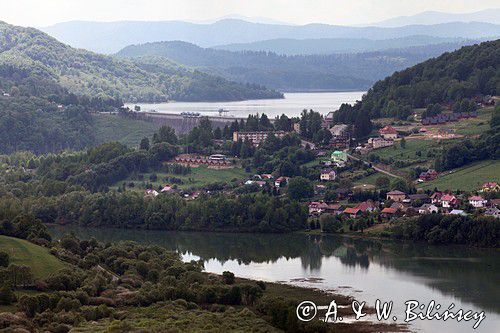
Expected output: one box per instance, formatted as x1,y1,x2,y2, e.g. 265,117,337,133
115,40,480,91
213,36,483,55
371,8,500,27
41,19,500,54
0,21,282,102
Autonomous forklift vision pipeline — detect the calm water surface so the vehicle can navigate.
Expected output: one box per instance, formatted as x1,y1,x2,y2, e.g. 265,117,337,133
49,227,499,333
126,91,365,118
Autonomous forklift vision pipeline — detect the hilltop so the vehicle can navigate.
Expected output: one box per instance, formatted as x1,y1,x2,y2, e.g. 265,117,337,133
359,39,499,119
0,21,281,103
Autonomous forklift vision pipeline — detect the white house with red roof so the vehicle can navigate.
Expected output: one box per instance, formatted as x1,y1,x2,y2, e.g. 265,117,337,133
468,195,487,208
379,125,398,139
441,194,458,208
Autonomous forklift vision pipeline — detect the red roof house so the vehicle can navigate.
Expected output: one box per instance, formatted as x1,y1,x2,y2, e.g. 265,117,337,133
379,125,398,139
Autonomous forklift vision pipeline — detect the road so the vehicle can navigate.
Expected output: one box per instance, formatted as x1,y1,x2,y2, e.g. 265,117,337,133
346,153,404,180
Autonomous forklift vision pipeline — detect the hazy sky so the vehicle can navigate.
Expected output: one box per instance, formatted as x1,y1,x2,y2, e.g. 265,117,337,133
2,0,499,27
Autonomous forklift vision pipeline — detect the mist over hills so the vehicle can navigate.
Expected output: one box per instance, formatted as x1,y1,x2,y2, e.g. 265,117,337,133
371,8,500,27
41,19,500,54
213,36,483,55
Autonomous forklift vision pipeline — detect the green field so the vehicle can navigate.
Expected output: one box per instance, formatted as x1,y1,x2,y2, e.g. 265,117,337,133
418,160,500,191
93,114,161,147
353,171,397,188
0,236,66,279
118,165,251,191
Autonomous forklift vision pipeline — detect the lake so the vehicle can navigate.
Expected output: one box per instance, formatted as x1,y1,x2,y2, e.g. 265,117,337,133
48,226,499,333
126,91,365,118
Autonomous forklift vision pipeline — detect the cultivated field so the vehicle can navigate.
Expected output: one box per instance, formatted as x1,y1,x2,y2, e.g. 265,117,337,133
418,160,500,191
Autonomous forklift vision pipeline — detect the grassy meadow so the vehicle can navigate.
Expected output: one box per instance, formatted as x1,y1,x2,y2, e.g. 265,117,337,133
0,236,66,279
418,160,500,191
93,114,161,147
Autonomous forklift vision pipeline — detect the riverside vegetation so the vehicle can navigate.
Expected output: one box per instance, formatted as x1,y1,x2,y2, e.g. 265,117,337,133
0,227,405,333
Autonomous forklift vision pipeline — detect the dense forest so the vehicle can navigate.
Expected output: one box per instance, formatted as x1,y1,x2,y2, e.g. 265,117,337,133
116,40,471,91
386,214,499,247
359,39,500,118
0,21,282,102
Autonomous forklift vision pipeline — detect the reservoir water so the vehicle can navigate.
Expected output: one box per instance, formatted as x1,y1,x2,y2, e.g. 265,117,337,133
126,91,365,118
49,227,499,333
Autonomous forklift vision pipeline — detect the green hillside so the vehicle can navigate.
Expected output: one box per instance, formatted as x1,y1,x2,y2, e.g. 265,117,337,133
0,236,66,279
115,40,467,91
360,39,499,118
0,21,282,102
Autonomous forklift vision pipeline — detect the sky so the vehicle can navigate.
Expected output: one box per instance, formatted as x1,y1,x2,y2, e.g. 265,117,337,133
1,0,499,27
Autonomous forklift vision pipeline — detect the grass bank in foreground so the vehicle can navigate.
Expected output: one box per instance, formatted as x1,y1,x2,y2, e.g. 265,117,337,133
0,235,66,279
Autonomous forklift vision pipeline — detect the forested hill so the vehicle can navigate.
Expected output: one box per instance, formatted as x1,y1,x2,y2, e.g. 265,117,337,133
360,39,500,118
116,40,471,91
0,21,282,102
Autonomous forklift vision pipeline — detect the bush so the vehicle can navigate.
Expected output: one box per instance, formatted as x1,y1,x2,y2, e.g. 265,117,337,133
0,284,16,305
222,271,235,285
0,252,9,267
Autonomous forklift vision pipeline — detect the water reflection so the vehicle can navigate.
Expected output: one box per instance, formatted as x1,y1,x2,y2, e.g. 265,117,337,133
49,226,499,314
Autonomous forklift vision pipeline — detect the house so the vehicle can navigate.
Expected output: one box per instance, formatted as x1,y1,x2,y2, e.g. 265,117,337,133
386,190,406,202
449,209,467,216
209,154,227,161
329,124,349,137
368,137,394,149
418,204,439,214
320,169,336,181
309,202,329,215
325,204,344,215
407,193,430,204
441,194,458,208
481,182,499,192
356,200,377,213
380,207,398,218
489,198,500,207
329,124,350,147
160,185,173,193
418,169,438,182
315,184,327,194
431,192,443,204
275,176,289,188
330,150,348,166
293,123,301,133
379,125,398,139
261,174,274,180
468,195,487,208
390,202,406,211
343,207,362,218
484,207,500,219
145,189,159,197
324,112,335,127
